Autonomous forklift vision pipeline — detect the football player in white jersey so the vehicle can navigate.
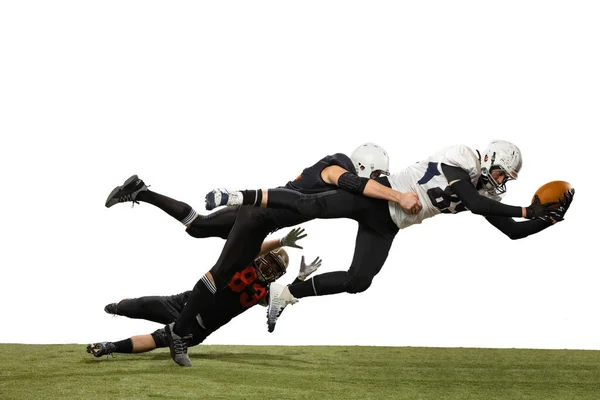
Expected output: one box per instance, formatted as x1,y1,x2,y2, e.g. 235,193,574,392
209,140,574,332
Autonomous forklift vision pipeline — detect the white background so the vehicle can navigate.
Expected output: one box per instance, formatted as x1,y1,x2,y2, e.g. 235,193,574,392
1,1,598,350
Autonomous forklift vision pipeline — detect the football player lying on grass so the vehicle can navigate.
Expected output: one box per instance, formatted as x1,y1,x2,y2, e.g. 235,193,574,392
87,228,321,362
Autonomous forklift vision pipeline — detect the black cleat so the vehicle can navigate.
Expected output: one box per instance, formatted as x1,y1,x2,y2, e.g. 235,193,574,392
105,175,148,208
104,303,118,315
87,342,117,358
165,322,193,367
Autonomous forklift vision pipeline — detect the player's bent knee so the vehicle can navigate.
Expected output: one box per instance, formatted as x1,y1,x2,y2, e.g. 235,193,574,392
345,276,373,294
185,224,204,238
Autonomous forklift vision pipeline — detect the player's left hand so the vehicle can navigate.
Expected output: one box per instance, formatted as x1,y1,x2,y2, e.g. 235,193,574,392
559,188,575,213
548,188,575,224
298,255,322,281
280,227,307,249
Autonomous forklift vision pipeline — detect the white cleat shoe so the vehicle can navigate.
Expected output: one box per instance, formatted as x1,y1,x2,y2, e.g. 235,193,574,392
205,189,243,210
267,282,298,333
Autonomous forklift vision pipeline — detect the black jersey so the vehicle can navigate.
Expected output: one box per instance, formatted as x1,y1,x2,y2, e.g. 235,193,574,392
200,263,268,334
284,153,356,194
117,267,268,348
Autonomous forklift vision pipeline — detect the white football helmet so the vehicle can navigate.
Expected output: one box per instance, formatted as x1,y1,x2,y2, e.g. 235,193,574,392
350,143,390,178
479,140,522,195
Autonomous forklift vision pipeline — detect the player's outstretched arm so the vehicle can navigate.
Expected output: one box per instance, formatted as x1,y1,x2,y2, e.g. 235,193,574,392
258,227,308,256
483,189,574,239
320,165,422,215
452,178,564,220
484,216,553,240
443,164,564,221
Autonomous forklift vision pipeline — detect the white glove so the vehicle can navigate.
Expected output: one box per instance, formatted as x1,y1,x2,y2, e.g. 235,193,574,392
298,255,322,281
280,227,307,249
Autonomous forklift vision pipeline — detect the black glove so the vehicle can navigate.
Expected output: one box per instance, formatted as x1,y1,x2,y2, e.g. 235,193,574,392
549,188,575,222
559,188,575,213
526,195,564,223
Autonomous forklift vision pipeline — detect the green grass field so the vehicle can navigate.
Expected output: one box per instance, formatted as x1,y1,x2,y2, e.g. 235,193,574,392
1,344,599,400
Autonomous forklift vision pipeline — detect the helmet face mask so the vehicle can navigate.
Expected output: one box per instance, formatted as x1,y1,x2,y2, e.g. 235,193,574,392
479,140,522,196
481,166,510,195
351,143,390,179
254,248,289,283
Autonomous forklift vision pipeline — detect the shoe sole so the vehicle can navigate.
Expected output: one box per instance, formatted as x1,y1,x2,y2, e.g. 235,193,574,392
267,297,284,333
267,307,282,333
205,189,230,211
86,344,103,357
105,175,139,208
205,192,216,210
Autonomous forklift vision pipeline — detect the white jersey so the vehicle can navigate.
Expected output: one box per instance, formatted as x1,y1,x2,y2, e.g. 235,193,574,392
388,144,501,229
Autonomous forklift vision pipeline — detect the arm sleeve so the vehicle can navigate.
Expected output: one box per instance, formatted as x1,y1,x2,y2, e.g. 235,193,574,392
440,163,471,182
441,164,523,218
485,216,553,240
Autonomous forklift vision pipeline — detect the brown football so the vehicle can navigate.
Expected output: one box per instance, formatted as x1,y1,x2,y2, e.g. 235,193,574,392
532,181,573,206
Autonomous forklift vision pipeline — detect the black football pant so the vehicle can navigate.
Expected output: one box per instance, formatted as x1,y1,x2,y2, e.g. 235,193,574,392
114,293,189,325
114,293,208,347
266,186,399,297
184,206,240,239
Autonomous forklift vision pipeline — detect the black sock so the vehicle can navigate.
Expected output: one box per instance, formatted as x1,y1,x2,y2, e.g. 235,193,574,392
241,190,262,206
136,190,197,225
113,338,133,353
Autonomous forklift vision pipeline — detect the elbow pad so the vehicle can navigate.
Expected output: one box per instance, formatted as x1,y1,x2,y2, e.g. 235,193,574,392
338,172,369,194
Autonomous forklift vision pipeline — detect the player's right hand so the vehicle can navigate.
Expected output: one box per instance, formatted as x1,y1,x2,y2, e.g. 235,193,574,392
281,227,307,249
526,197,564,223
400,192,422,215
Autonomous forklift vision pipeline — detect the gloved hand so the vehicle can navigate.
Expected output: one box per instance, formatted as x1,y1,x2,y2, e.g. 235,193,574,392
280,227,308,249
298,255,322,281
548,188,575,223
526,195,564,223
559,188,575,214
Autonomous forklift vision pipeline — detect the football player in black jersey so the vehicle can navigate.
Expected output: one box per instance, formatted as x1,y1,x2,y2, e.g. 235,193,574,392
105,143,422,366
87,231,322,362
